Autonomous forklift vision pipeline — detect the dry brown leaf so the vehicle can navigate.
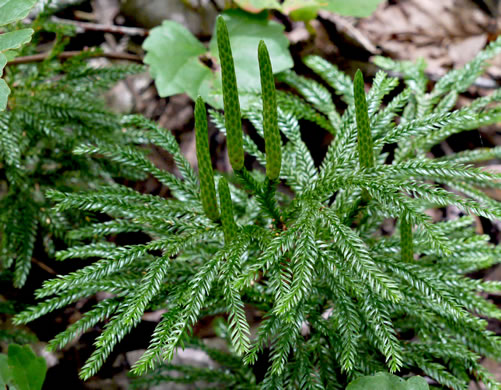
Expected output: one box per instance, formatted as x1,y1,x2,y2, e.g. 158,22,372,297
357,0,497,76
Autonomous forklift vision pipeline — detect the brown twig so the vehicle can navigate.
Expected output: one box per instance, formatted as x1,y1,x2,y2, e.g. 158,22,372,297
7,50,143,65
51,16,149,37
31,258,56,275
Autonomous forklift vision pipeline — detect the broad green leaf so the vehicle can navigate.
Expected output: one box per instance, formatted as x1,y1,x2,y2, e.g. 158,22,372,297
0,28,34,51
210,10,293,93
346,373,429,390
0,52,6,75
233,0,382,19
0,0,38,26
0,79,9,111
0,0,37,113
2,49,18,61
282,0,326,20
1,50,9,111
324,0,385,17
234,0,281,13
0,354,13,388
282,0,327,12
143,20,215,100
7,344,47,390
347,372,407,390
143,10,292,107
289,7,320,21
406,376,430,390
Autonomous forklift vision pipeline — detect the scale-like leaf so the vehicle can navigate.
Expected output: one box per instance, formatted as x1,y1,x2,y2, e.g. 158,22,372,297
258,40,281,180
354,69,374,169
195,96,220,221
400,216,414,263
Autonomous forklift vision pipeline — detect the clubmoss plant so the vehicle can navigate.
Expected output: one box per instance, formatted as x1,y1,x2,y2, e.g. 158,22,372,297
14,16,501,389
0,20,144,288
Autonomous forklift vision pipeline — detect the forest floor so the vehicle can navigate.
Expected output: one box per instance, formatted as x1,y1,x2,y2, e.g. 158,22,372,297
3,0,501,388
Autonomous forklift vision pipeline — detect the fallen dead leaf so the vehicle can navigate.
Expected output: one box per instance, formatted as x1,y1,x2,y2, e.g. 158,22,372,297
357,0,499,77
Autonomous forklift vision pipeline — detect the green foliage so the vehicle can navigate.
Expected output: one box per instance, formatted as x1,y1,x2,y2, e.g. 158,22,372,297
0,21,144,287
346,372,429,390
234,0,385,19
13,19,501,390
0,0,37,110
0,344,47,390
129,334,256,389
143,9,293,106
